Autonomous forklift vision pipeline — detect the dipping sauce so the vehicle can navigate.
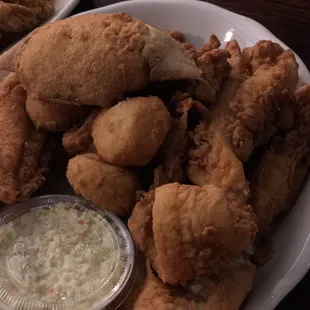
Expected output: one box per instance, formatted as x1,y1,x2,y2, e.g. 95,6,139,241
0,196,135,310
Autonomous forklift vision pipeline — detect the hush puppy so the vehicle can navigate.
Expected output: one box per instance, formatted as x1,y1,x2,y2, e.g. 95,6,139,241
92,96,171,166
67,153,140,216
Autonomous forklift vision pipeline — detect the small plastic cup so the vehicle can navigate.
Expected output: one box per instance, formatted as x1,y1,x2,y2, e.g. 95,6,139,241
0,195,136,310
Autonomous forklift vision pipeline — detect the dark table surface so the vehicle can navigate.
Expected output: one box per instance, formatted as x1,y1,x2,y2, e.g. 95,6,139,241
72,1,310,309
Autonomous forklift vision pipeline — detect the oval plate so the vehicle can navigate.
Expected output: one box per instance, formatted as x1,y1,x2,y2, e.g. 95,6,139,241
79,1,310,310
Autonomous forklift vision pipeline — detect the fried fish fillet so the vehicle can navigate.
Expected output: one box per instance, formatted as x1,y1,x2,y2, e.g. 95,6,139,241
133,260,255,310
129,183,257,285
0,73,49,204
0,13,201,107
249,84,310,231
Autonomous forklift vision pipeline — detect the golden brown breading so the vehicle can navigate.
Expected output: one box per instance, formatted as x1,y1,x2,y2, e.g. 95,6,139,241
0,0,54,33
210,41,299,162
0,73,49,204
133,260,255,310
188,35,232,104
92,97,171,167
26,97,90,132
0,13,201,107
67,153,140,216
129,183,257,285
187,41,299,204
187,123,249,200
249,84,310,231
62,109,100,156
154,94,209,187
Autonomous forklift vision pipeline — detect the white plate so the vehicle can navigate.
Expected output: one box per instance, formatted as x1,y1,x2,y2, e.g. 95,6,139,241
51,0,81,21
79,1,310,310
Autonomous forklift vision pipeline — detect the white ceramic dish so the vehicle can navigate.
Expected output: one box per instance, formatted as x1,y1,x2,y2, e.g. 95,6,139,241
79,1,310,310
50,0,81,21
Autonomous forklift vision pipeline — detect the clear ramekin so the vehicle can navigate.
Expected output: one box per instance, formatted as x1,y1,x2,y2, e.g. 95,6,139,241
0,195,137,310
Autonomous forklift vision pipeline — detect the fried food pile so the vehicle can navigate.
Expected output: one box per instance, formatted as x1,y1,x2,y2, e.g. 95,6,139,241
1,12,310,310
0,0,54,50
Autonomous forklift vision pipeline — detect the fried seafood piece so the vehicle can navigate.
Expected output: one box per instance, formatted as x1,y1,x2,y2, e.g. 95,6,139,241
92,97,171,167
187,123,249,200
187,41,250,199
0,73,49,204
0,0,54,33
249,84,310,231
129,183,257,285
213,40,298,162
133,259,255,310
154,93,209,187
67,153,140,216
0,13,201,107
26,97,89,132
188,35,232,104
62,109,100,155
188,41,299,200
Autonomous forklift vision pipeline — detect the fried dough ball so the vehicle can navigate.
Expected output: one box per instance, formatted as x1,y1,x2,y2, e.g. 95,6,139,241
92,96,172,167
67,153,140,216
26,97,89,132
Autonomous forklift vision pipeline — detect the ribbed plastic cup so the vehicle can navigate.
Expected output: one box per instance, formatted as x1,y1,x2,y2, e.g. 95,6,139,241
0,195,136,310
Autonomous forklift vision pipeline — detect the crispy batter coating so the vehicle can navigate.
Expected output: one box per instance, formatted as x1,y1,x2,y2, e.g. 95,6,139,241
0,73,49,204
249,84,310,231
92,97,171,167
187,41,250,199
67,153,140,216
133,260,255,310
129,183,257,285
26,97,89,132
154,94,209,187
188,123,249,199
213,41,298,162
0,13,201,107
0,0,54,33
187,35,232,104
188,41,299,204
62,109,100,156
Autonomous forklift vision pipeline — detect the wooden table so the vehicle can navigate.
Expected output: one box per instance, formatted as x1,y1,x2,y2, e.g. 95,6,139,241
73,1,310,309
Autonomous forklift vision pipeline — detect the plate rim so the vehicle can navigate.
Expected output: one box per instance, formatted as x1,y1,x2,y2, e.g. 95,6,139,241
50,0,81,21
76,1,310,309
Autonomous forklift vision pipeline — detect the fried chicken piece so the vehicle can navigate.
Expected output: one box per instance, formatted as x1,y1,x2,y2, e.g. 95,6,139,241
0,13,201,107
188,123,249,200
249,84,310,231
188,35,232,104
187,41,250,199
26,97,90,132
93,97,171,167
67,153,140,216
133,259,255,310
188,41,299,202
164,30,186,43
154,94,209,187
0,73,49,204
129,183,257,285
0,0,54,33
213,41,298,162
62,109,100,156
